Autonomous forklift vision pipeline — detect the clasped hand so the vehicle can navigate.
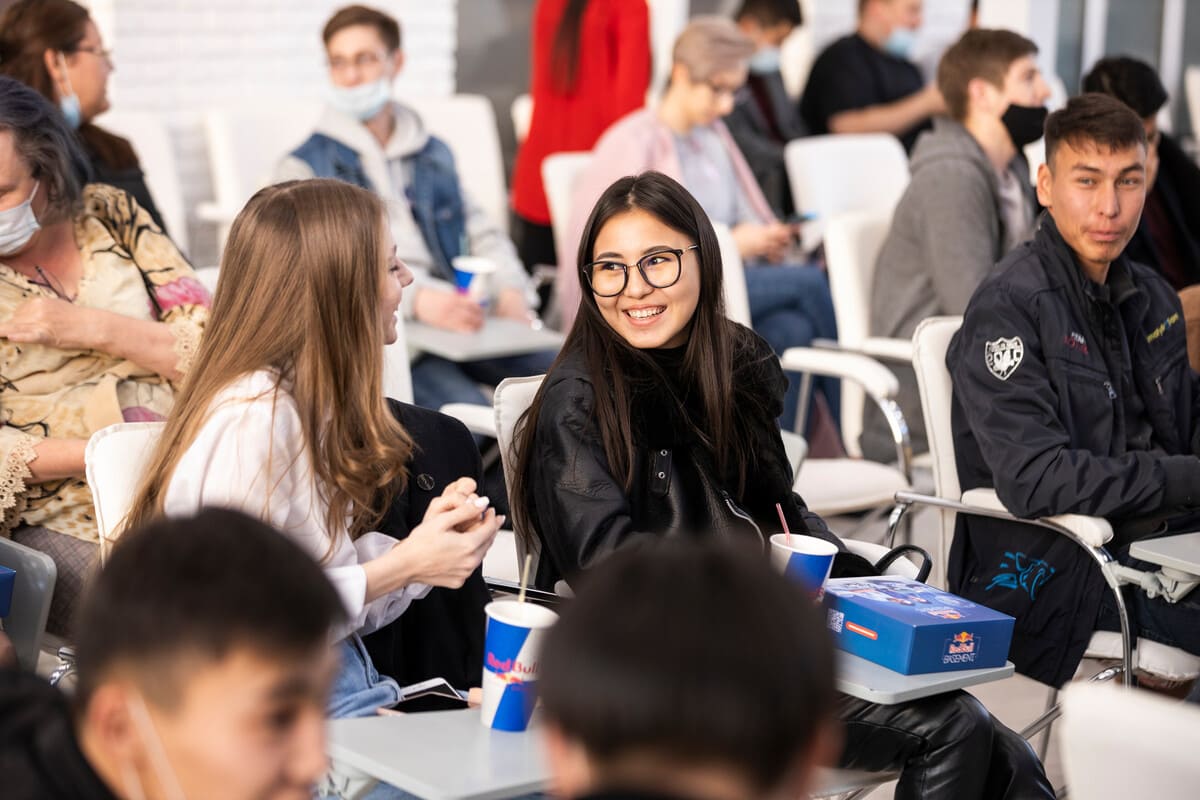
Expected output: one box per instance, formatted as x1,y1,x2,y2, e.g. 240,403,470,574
0,296,98,350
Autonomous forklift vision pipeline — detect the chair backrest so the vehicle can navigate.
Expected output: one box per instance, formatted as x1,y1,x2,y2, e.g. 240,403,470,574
194,265,220,295
406,94,509,235
713,222,752,327
542,151,591,256
0,538,56,673
95,110,189,255
785,134,909,233
382,316,415,404
824,209,894,457
779,22,815,100
85,421,166,556
511,93,533,144
1061,682,1200,798
493,375,547,568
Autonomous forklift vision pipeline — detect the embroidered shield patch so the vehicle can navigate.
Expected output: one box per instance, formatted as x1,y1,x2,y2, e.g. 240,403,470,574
984,336,1024,381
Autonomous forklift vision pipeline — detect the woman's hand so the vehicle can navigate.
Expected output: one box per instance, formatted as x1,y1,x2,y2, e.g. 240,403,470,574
732,222,792,262
391,495,502,589
0,297,100,350
413,287,486,333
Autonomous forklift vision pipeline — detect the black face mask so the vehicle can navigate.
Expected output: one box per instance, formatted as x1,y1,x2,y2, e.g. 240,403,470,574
1001,103,1049,149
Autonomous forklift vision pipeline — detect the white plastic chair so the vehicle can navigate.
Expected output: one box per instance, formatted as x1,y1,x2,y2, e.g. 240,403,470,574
0,537,56,673
1060,682,1200,799
95,110,190,255
85,421,165,558
405,94,509,235
541,151,592,260
784,134,909,250
511,93,533,144
892,316,1200,756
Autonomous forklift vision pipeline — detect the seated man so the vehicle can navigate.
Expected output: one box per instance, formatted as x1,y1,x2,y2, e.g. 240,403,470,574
862,28,1049,461
539,539,839,800
1084,56,1200,290
725,0,807,218
276,4,553,412
800,0,945,152
947,93,1200,688
0,508,343,799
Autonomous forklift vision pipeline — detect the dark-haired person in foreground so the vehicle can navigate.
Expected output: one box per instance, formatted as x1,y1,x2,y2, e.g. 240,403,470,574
1084,56,1200,290
0,508,342,799
948,94,1200,689
540,539,839,800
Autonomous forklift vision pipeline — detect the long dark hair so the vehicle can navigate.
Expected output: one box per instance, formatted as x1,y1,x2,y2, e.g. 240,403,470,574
0,0,137,170
551,0,590,93
510,172,745,548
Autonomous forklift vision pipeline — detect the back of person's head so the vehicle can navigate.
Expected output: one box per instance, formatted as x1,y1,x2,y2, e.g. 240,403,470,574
73,509,344,799
540,539,838,798
75,507,345,707
937,28,1038,121
0,0,89,100
673,16,755,83
735,0,804,29
1044,92,1146,170
1082,56,1168,120
0,74,86,223
323,4,402,52
126,178,412,544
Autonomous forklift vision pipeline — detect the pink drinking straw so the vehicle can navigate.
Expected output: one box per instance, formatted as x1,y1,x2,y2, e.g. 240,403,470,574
776,502,791,546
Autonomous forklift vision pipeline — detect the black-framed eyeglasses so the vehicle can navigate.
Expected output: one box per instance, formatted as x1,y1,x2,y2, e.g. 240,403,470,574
70,45,113,64
583,244,699,298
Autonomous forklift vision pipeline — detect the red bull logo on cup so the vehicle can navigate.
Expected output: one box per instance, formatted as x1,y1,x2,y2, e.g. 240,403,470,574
485,652,539,684
943,631,978,664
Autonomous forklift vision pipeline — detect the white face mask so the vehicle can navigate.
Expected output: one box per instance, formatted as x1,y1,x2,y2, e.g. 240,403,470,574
327,77,392,122
0,182,41,257
123,692,188,800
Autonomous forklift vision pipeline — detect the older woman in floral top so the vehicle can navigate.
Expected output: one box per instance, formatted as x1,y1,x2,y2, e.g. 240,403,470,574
0,77,208,633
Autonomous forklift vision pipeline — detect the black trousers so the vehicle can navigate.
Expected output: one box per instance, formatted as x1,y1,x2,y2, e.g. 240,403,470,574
837,690,1055,799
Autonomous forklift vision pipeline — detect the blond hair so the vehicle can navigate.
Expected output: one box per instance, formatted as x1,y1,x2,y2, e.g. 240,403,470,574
126,179,413,549
672,16,755,83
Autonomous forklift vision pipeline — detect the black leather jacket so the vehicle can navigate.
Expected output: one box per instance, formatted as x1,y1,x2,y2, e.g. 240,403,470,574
524,324,839,591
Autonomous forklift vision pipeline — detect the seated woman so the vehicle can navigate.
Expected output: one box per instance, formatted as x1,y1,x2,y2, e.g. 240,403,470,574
125,178,499,723
0,0,169,233
559,16,838,430
0,77,208,635
513,171,1054,800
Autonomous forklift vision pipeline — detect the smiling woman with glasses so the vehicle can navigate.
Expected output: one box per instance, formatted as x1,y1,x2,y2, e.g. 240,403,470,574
0,0,171,234
583,244,699,297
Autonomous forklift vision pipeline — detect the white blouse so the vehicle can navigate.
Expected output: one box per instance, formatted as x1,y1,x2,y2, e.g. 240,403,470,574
162,369,429,639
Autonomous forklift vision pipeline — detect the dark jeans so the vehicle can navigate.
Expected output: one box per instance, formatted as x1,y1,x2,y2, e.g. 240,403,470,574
838,690,1054,800
410,350,558,421
744,262,840,432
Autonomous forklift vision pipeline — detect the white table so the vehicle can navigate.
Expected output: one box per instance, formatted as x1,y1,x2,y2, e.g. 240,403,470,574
1130,532,1200,577
836,652,1015,705
408,319,564,362
328,708,546,800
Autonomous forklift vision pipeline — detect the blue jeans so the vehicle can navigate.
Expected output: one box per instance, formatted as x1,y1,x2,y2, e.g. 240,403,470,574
411,351,558,414
328,634,402,719
744,263,839,431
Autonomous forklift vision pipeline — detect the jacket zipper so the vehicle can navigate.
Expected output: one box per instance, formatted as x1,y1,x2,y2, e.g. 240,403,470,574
721,491,765,545
1103,381,1117,400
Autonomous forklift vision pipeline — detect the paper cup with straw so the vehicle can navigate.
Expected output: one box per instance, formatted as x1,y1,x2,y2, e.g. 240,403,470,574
770,503,838,600
480,555,558,731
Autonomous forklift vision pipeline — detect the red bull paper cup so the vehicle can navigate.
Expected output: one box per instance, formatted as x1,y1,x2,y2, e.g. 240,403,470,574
770,534,838,599
451,255,496,306
480,599,558,731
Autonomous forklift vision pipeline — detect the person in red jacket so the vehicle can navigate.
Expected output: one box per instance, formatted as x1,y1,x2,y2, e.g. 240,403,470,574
511,0,651,271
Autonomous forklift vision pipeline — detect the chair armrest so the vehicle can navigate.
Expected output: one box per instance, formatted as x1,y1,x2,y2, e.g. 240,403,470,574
960,488,1113,547
780,346,899,400
194,201,239,225
439,403,496,438
861,336,913,363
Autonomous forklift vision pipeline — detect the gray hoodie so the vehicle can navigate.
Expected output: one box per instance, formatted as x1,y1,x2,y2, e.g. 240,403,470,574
861,117,1034,461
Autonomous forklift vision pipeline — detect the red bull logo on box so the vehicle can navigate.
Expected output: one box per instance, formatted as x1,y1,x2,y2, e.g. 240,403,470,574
943,631,978,664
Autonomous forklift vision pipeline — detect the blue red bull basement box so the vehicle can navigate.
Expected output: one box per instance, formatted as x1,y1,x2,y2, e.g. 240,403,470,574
823,577,1014,675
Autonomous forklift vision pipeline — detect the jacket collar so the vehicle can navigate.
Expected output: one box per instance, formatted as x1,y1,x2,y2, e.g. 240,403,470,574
313,100,430,196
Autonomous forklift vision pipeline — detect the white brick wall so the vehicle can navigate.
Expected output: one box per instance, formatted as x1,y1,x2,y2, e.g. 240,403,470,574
89,0,457,265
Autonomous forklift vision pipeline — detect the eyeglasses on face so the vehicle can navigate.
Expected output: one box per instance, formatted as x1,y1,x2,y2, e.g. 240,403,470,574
70,44,113,64
583,244,699,298
328,50,389,73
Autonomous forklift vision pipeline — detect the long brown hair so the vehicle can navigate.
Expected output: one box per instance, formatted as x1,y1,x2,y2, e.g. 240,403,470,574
126,180,414,548
0,0,137,170
510,172,744,549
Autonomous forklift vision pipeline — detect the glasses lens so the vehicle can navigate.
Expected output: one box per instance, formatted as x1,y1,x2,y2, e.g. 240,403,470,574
588,262,627,296
639,250,682,288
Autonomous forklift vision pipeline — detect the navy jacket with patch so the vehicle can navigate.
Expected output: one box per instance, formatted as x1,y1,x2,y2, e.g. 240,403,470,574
946,213,1200,687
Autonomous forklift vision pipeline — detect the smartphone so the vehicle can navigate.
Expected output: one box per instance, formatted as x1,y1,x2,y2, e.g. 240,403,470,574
392,677,469,713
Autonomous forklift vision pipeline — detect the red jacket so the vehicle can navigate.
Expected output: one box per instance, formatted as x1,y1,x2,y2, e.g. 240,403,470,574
511,0,650,225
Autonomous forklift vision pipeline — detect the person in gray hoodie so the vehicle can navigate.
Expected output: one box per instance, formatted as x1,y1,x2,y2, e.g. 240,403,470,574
861,28,1050,461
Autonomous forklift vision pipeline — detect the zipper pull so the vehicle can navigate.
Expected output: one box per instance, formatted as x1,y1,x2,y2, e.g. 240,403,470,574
1103,381,1117,400
1156,377,1165,396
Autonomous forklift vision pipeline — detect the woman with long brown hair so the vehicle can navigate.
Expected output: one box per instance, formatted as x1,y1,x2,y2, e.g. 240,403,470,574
0,0,168,232
126,179,500,718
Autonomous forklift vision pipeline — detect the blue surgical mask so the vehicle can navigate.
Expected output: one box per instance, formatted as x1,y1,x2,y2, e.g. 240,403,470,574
882,27,917,60
327,77,392,122
60,93,82,129
0,182,41,257
748,47,782,75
